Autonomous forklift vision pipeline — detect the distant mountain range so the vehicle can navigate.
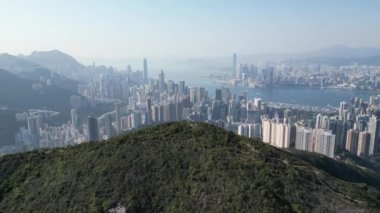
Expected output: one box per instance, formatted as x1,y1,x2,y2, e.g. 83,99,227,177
238,45,380,65
0,53,78,92
19,50,86,79
156,45,380,68
1,122,380,212
1,45,380,77
295,45,380,59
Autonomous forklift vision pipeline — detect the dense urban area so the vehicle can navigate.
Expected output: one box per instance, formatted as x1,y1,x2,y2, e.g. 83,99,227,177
2,52,380,161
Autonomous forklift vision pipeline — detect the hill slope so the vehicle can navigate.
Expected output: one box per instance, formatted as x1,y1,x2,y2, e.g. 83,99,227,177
0,69,74,111
0,69,77,146
0,53,77,92
1,122,380,212
21,50,85,79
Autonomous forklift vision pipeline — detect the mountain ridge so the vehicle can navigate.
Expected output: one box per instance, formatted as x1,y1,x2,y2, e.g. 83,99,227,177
20,50,85,78
1,122,379,212
0,53,78,92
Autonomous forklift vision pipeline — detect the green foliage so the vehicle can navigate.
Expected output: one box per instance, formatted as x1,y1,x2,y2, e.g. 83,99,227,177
1,122,380,212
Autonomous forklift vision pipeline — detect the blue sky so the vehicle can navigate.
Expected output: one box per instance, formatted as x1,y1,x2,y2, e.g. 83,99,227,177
1,0,380,60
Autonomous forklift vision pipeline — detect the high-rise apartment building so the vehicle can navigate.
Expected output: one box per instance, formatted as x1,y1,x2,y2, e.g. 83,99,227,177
295,125,314,152
261,118,290,148
357,131,371,158
368,115,380,156
143,58,148,83
345,129,359,154
313,129,335,158
87,116,99,141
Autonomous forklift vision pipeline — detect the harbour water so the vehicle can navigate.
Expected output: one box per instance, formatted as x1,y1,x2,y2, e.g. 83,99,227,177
160,68,378,107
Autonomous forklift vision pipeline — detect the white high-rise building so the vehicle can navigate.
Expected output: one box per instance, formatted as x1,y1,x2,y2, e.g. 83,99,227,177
189,88,197,103
295,125,314,152
273,122,291,148
238,124,249,137
262,118,272,144
368,115,380,156
238,123,261,139
321,115,330,130
313,129,336,158
315,114,322,129
71,108,78,129
261,119,290,148
253,98,262,110
270,121,277,146
131,112,142,129
339,101,348,120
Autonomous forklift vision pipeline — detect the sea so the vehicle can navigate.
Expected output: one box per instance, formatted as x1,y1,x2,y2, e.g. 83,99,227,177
154,67,379,108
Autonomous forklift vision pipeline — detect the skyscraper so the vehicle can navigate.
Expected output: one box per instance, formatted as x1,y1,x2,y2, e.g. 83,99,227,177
321,115,330,130
295,125,314,152
152,105,160,123
115,101,121,134
215,89,222,101
178,81,186,96
251,123,261,138
368,115,380,156
159,69,165,91
175,101,184,121
345,129,359,154
313,129,336,158
87,116,99,141
262,118,272,144
131,112,142,129
27,117,38,136
104,114,113,138
189,87,197,104
27,116,40,148
267,67,274,86
357,131,371,158
236,64,242,79
238,123,261,139
233,53,237,77
315,114,322,129
254,98,262,110
196,87,205,103
143,58,148,83
333,120,348,150
71,108,78,129
238,124,250,138
273,122,291,148
261,119,290,148
146,98,152,125
339,101,348,120
167,80,175,94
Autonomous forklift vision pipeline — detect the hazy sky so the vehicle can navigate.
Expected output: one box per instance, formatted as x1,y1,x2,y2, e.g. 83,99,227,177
1,0,380,60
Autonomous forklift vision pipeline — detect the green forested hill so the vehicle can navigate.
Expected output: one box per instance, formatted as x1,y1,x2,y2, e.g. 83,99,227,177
1,122,380,212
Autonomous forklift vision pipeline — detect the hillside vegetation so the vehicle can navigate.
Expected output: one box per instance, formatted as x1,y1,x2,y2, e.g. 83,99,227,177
1,122,380,212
